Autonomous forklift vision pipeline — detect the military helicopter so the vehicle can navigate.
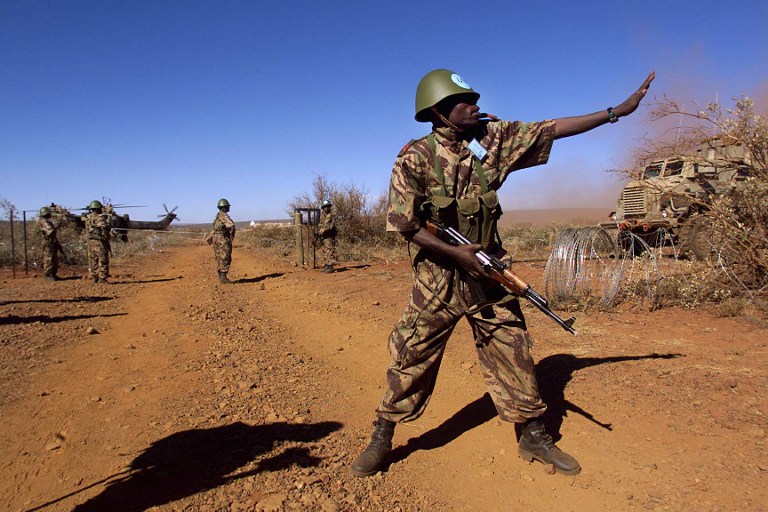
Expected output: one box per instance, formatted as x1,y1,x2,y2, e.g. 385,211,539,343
110,203,179,233
40,200,178,241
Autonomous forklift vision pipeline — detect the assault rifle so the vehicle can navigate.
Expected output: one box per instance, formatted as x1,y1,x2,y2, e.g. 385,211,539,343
425,221,577,336
55,240,66,258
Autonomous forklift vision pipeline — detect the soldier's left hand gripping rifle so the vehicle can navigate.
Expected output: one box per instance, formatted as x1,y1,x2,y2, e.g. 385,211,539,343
424,220,577,336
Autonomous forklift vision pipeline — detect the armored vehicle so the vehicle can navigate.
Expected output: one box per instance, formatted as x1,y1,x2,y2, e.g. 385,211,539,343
604,137,751,258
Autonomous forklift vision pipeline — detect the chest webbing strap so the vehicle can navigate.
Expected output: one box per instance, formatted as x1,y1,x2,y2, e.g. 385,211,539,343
426,133,489,195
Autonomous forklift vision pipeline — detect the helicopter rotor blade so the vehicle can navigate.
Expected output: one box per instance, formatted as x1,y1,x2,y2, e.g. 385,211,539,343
158,205,179,219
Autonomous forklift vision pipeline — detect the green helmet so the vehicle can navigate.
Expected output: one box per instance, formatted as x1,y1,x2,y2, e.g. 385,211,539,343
39,206,51,217
321,199,332,208
88,200,103,210
217,198,230,208
415,69,480,122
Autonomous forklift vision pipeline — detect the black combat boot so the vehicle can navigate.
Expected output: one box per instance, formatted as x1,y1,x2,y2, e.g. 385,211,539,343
350,418,395,477
218,271,231,283
517,419,581,475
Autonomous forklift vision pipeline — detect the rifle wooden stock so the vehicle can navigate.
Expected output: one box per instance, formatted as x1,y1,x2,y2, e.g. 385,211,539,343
424,221,578,336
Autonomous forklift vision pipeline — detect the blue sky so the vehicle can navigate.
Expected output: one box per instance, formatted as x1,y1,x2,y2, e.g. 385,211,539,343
2,0,766,223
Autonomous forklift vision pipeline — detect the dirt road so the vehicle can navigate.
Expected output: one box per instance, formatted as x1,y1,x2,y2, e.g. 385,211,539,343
1,241,767,511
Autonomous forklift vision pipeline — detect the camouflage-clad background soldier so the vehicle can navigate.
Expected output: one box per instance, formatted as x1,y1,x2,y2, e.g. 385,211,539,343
37,206,62,281
350,69,655,478
318,199,337,273
84,200,111,284
213,198,236,283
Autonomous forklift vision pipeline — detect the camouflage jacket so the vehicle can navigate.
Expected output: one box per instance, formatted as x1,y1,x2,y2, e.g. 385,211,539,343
386,119,555,233
318,210,337,238
37,218,57,243
85,212,111,241
213,211,236,239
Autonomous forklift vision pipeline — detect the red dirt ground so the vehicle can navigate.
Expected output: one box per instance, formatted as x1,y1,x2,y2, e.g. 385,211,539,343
1,241,766,511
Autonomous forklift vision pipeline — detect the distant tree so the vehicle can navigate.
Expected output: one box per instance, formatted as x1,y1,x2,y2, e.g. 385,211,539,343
0,197,16,220
287,174,389,242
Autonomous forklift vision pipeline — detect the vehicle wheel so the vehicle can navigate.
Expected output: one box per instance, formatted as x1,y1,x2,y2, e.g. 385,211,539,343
680,216,715,260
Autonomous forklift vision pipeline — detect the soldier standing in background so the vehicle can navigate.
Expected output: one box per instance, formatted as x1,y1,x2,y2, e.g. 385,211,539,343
318,199,337,273
37,206,61,281
85,200,111,284
213,198,236,283
350,69,654,478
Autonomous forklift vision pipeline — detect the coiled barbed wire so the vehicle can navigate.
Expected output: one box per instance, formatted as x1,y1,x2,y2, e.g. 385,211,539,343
544,228,667,308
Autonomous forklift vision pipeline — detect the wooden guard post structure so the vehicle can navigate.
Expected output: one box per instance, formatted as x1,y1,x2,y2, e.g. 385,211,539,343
294,208,321,268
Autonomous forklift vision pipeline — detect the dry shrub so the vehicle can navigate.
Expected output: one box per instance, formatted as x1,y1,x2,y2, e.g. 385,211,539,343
241,224,293,249
717,297,747,318
241,221,407,264
282,174,406,263
706,177,768,291
651,260,726,309
110,230,188,259
498,224,555,260
615,95,768,313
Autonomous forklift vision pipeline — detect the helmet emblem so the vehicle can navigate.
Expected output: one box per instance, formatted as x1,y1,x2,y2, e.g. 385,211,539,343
451,74,472,90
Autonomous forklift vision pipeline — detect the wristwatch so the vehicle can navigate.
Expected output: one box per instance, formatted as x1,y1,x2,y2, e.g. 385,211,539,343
607,107,619,123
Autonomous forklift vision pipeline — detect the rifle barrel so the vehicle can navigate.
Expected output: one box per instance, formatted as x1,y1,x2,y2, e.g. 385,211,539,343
524,288,577,335
427,220,578,336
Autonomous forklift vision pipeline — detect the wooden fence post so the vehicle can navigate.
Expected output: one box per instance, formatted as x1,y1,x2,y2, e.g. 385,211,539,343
294,211,304,266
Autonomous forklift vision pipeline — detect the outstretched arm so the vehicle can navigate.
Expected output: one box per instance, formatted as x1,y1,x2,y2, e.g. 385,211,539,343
553,72,655,140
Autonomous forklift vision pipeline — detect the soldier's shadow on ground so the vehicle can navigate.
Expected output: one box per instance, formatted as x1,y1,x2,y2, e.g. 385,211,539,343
386,352,682,467
233,272,284,284
55,275,85,281
0,296,113,306
537,352,682,441
45,421,342,512
387,393,498,467
0,312,127,326
111,276,183,285
325,264,370,274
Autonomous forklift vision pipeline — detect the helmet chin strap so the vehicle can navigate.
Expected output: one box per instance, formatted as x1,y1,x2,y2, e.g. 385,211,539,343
431,106,464,133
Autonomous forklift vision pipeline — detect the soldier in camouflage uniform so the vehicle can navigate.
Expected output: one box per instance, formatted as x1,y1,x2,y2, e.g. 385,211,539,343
318,199,338,273
85,200,111,284
213,198,236,283
351,69,655,477
37,206,61,281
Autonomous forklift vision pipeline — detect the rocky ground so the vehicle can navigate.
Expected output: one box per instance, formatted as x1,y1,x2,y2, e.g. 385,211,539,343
1,240,767,511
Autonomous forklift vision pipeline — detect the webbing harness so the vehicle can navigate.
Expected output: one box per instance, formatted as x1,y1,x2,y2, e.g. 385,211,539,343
409,134,504,314
426,133,489,196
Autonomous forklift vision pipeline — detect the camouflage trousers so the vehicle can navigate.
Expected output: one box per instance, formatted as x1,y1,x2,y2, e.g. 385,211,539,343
42,242,58,277
87,239,110,280
321,236,337,266
213,237,233,273
376,256,546,424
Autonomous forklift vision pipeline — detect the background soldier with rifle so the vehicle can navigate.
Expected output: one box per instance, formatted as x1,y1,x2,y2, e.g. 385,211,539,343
213,198,236,284
351,68,654,478
317,199,338,273
84,200,111,284
37,206,63,281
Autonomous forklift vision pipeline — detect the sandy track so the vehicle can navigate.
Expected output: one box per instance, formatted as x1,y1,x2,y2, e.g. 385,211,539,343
1,241,767,511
